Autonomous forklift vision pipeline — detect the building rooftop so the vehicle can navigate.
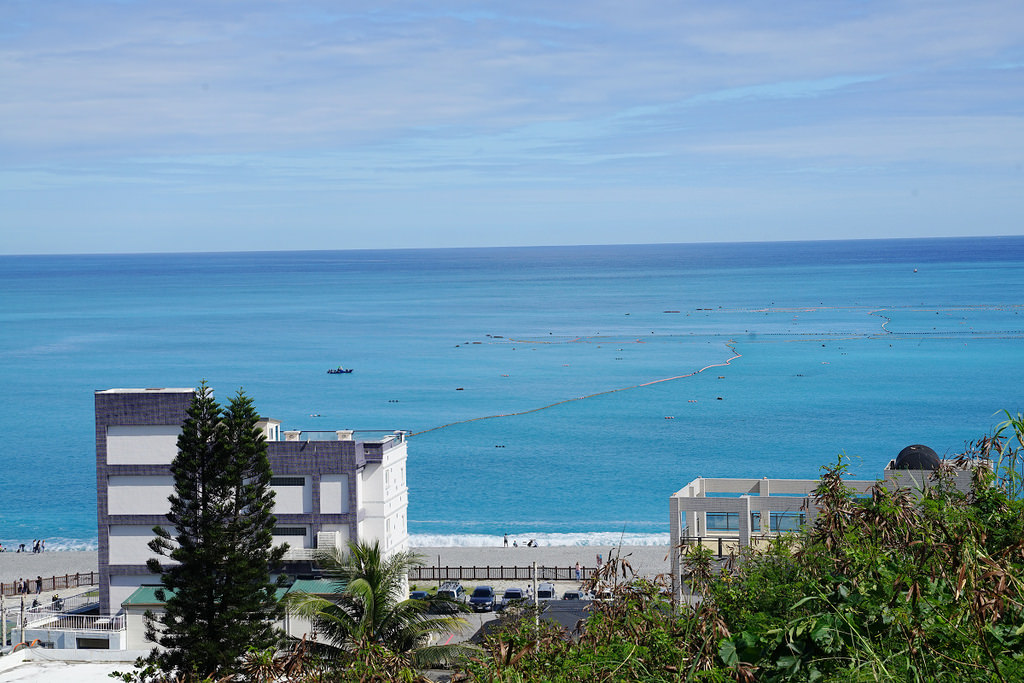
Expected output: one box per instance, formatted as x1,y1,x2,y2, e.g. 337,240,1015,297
96,387,194,394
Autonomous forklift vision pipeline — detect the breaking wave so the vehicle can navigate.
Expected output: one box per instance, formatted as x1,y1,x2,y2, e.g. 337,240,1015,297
409,532,669,547
0,537,98,552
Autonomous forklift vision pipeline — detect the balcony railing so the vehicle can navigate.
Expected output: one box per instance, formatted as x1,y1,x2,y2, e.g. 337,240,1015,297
23,592,97,618
281,547,318,561
24,612,125,632
281,430,407,444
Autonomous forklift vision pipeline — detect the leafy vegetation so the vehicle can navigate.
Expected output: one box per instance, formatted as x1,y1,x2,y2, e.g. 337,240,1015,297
117,413,1024,681
283,540,476,676
460,414,1024,682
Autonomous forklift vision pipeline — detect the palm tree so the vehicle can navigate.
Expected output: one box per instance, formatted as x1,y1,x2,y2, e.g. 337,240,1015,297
285,540,473,668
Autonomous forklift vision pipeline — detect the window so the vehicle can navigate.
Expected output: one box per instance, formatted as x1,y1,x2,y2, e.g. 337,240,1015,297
273,527,307,536
271,477,305,487
706,512,738,531
769,512,806,532
77,638,109,650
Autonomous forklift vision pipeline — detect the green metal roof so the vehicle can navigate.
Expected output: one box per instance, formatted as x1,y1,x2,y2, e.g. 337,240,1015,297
123,584,294,607
122,585,171,607
287,578,342,595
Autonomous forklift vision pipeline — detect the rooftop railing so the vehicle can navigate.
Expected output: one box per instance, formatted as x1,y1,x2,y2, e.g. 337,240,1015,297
24,612,125,632
281,430,406,445
22,592,97,618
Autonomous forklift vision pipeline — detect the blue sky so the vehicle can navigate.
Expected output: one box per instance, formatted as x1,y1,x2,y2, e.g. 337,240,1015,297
2,1,1022,254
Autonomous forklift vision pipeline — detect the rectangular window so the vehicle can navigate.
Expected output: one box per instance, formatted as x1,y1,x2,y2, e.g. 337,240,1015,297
706,512,738,531
270,477,306,487
769,512,806,532
273,527,307,536
77,638,110,650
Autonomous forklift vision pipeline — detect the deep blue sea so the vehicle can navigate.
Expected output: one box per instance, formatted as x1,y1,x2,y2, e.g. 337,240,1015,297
2,238,1023,550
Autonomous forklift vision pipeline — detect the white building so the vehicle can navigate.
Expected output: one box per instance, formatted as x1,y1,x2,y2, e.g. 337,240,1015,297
95,387,410,619
669,446,977,603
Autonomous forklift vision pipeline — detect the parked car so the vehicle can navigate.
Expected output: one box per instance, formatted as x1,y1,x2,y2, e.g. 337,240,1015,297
562,590,587,600
536,582,557,601
432,581,467,613
498,587,526,610
409,590,430,601
468,585,496,612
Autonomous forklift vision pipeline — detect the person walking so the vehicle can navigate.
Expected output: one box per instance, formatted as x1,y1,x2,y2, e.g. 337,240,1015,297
503,533,508,547
575,561,582,581
35,576,42,594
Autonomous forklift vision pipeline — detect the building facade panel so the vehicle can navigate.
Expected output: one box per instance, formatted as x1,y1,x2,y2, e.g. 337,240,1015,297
320,474,350,514
107,476,174,515
106,425,180,465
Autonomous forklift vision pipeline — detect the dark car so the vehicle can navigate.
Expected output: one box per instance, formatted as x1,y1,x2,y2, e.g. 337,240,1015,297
498,587,526,611
409,590,430,601
468,585,496,612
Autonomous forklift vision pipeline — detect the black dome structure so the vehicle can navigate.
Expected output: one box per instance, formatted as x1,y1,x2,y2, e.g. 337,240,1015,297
894,444,940,471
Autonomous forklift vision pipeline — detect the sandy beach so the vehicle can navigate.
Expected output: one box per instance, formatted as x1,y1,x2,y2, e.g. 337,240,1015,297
0,551,98,585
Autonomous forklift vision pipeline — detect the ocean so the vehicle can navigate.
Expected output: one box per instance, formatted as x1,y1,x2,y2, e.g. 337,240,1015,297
1,237,1022,550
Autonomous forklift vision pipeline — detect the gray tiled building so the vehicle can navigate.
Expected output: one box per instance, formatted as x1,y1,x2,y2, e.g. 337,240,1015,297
95,388,409,615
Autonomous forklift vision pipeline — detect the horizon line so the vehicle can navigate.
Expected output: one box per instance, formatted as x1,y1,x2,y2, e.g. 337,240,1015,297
3,233,1023,259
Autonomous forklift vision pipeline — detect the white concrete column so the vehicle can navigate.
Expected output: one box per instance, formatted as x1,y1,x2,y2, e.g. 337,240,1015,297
738,496,751,548
669,496,682,606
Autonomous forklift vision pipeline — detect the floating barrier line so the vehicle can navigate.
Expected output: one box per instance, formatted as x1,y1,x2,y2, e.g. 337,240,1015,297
410,343,741,437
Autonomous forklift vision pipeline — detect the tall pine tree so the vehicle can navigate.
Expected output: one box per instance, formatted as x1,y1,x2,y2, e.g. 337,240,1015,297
146,382,284,678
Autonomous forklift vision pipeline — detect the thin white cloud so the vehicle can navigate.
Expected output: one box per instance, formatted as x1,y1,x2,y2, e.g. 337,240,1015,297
1,0,1022,251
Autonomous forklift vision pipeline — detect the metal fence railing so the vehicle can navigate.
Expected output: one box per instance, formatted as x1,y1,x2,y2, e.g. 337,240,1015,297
0,572,98,598
409,565,594,582
22,612,125,632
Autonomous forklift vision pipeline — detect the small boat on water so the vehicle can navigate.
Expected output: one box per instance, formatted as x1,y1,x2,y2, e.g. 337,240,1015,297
327,366,354,374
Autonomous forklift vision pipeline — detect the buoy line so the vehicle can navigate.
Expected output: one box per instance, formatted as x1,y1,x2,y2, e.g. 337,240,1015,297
409,343,742,437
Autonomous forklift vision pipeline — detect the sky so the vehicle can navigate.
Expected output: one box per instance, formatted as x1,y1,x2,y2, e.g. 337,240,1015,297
2,1,1023,254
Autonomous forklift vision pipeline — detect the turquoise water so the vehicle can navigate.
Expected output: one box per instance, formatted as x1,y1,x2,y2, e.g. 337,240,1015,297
1,238,1022,548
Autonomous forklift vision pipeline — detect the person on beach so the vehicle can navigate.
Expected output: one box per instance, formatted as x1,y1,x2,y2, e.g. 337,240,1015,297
596,553,603,568
504,534,508,547
35,576,42,594
575,562,581,580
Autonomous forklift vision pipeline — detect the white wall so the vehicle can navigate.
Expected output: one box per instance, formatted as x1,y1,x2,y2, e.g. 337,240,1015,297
319,474,350,514
107,476,174,515
106,425,180,465
108,525,175,566
271,478,311,513
125,610,152,650
109,576,150,618
358,443,409,554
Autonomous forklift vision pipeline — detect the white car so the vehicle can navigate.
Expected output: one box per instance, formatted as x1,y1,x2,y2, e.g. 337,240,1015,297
536,582,557,601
